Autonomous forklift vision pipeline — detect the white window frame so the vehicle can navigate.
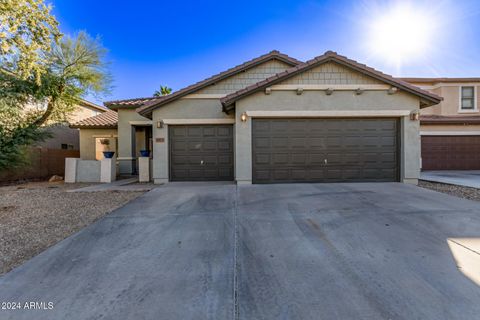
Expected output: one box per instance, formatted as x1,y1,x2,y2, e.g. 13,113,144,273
458,86,478,113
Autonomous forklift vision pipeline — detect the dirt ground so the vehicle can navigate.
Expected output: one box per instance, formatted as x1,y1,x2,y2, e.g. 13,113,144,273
418,180,480,202
0,181,145,274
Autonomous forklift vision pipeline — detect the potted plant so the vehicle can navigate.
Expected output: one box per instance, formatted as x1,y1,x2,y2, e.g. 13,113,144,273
100,138,115,158
140,149,150,157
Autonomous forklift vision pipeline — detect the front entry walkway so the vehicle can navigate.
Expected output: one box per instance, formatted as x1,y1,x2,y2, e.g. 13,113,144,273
1,182,480,319
421,170,480,188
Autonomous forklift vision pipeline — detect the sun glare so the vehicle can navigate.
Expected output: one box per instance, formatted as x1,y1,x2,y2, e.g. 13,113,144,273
367,3,436,68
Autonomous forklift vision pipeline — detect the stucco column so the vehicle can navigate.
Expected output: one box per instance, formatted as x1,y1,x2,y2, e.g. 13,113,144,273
401,115,421,184
100,157,116,183
235,110,252,184
152,123,169,184
138,157,150,182
64,158,79,183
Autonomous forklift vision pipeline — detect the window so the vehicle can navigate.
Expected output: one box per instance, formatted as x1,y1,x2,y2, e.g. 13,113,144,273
61,144,74,150
461,86,476,110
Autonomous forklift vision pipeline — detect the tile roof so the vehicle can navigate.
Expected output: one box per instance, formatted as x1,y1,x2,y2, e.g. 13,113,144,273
420,114,480,125
402,77,480,84
136,50,302,118
221,51,443,112
104,96,165,109
70,110,118,129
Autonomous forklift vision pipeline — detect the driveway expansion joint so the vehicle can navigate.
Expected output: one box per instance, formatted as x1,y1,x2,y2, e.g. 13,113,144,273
233,184,239,320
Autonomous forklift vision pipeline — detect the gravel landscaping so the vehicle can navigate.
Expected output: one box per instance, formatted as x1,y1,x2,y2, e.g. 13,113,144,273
0,181,145,275
419,180,480,202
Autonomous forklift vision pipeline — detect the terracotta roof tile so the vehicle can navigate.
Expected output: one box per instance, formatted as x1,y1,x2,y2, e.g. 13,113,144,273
221,51,443,111
70,110,118,128
104,96,165,109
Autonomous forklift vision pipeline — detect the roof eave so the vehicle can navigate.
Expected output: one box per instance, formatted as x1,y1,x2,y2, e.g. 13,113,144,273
70,125,118,129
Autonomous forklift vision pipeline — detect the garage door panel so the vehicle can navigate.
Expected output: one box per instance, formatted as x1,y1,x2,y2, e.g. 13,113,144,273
290,137,307,147
218,141,232,151
422,136,480,170
310,153,327,164
272,137,289,148
254,154,270,165
252,118,398,183
187,127,202,136
202,141,217,151
169,125,234,181
272,153,289,164
170,127,187,137
273,169,289,180
291,154,307,164
187,141,202,151
202,127,216,136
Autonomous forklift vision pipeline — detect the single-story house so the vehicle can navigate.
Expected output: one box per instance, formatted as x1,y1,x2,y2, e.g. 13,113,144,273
71,50,442,184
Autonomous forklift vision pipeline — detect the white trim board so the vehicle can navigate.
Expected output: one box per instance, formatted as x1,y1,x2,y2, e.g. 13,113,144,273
92,134,118,138
269,84,390,91
162,118,235,125
181,94,226,99
129,121,153,125
420,131,480,136
245,110,411,118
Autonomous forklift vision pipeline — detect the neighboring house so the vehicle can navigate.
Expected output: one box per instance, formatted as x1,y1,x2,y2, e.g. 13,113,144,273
71,50,441,184
0,98,106,183
37,98,107,151
401,78,480,170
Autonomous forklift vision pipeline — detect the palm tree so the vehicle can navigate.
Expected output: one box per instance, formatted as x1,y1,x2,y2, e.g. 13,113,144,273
154,85,172,97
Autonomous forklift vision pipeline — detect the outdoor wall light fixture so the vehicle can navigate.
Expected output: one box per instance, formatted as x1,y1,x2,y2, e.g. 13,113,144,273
241,112,248,122
156,120,164,128
410,111,419,121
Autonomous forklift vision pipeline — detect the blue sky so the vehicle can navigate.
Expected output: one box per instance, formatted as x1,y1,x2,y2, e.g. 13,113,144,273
52,0,480,104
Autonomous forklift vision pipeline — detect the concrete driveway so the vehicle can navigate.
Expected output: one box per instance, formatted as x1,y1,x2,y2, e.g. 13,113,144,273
421,170,480,188
1,182,480,319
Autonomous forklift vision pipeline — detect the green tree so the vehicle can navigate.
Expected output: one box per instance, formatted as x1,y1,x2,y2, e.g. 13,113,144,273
154,85,172,97
0,0,61,82
0,31,112,170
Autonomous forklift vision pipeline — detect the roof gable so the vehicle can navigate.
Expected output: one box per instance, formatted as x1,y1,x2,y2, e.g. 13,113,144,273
195,59,294,95
280,61,383,86
221,51,442,112
136,50,301,118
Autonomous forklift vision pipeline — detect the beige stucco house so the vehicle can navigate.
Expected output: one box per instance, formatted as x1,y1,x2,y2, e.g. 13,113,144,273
38,98,107,151
401,78,480,170
71,50,442,184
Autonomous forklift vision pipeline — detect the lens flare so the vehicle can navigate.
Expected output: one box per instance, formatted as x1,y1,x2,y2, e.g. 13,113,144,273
367,3,436,67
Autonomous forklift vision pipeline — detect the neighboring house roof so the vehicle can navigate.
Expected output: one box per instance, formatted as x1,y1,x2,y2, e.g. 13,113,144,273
221,51,443,112
70,110,118,129
420,115,480,125
104,96,165,110
136,50,302,118
402,77,480,84
77,98,107,112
